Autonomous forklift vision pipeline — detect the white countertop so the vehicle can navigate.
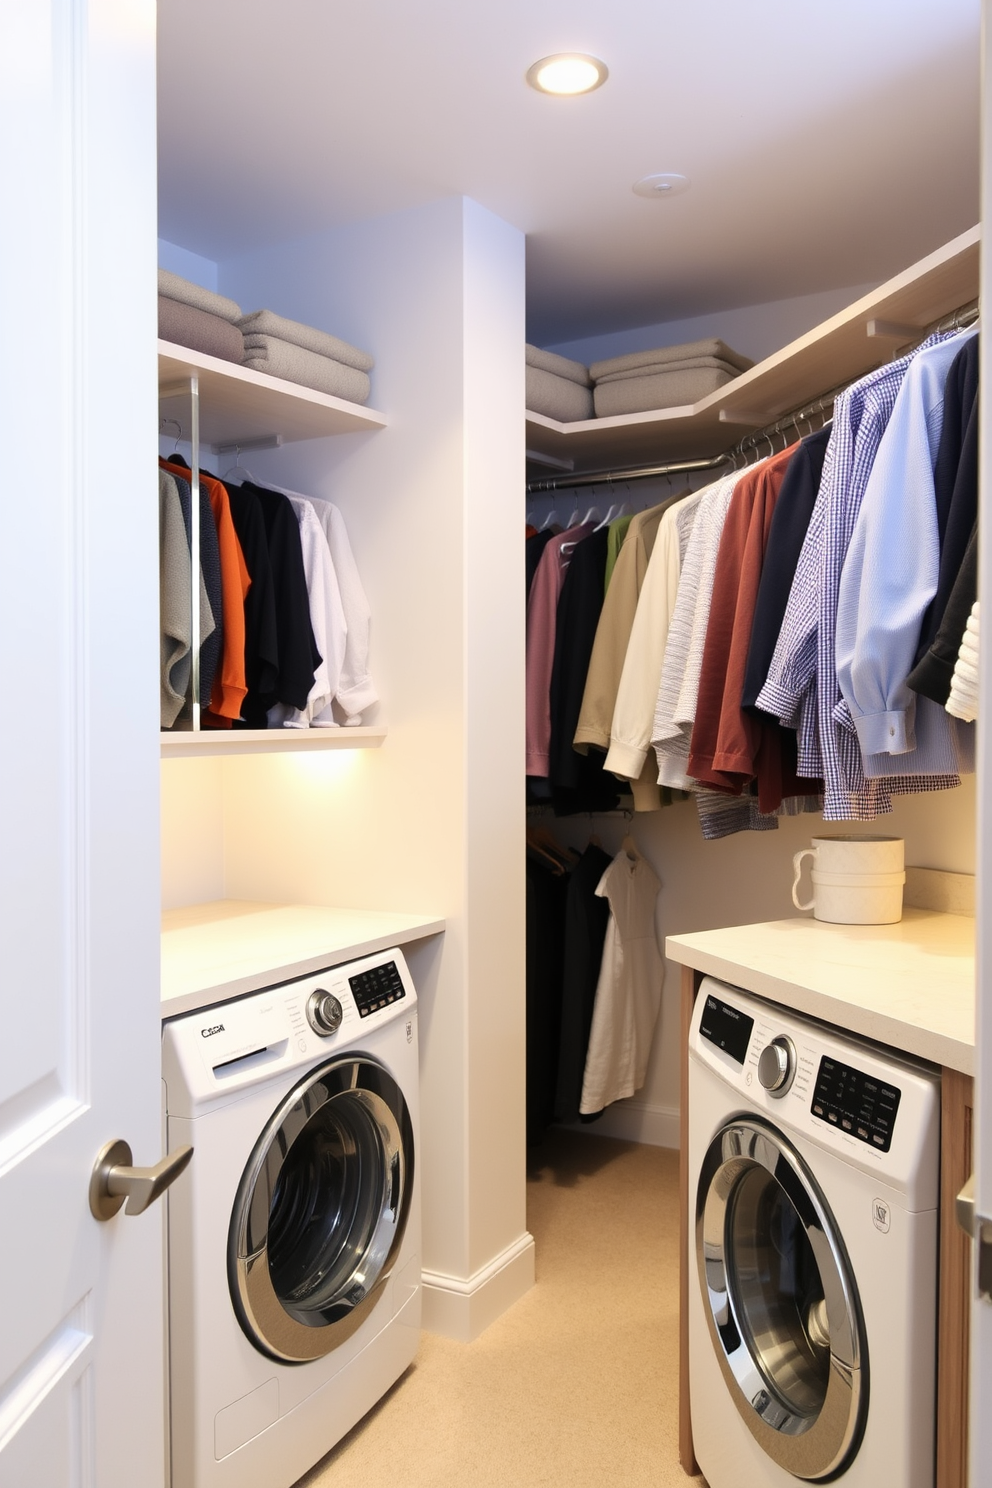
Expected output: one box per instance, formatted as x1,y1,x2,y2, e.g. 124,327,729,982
666,908,976,1075
161,900,445,1018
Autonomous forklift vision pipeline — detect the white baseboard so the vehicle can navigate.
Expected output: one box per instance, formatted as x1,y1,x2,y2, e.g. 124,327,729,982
564,1098,680,1149
421,1231,535,1343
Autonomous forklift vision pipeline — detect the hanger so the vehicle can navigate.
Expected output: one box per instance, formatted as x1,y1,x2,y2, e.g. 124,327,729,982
526,824,579,874
620,831,642,864
160,417,184,455
594,501,621,532
580,505,601,526
540,508,559,531
222,445,257,484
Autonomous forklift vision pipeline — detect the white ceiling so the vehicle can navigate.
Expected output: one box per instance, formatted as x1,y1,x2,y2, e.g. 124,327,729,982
157,0,981,344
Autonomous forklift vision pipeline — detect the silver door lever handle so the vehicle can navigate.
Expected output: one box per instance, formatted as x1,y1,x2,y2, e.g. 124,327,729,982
90,1138,193,1221
956,1172,992,1304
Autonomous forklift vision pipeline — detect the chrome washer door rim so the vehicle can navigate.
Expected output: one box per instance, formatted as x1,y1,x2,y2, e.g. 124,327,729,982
229,1055,413,1363
696,1115,868,1481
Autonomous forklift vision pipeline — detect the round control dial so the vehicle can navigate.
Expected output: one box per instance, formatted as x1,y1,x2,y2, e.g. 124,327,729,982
757,1035,797,1097
306,989,343,1037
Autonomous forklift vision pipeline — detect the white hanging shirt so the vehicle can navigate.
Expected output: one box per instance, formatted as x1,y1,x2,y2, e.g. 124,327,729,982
580,848,664,1115
267,497,348,728
275,488,378,722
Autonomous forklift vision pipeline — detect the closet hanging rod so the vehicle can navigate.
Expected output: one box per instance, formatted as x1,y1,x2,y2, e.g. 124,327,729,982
524,298,981,495
525,452,730,496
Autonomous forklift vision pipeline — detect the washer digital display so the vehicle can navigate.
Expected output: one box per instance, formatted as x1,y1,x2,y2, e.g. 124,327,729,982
700,994,754,1066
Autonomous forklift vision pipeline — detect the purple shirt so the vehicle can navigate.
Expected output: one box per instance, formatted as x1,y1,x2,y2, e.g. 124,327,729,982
526,524,594,775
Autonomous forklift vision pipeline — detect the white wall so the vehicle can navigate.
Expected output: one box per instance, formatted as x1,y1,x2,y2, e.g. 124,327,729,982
157,236,218,292
160,758,226,909
545,281,880,369
162,197,530,1339
547,778,976,1147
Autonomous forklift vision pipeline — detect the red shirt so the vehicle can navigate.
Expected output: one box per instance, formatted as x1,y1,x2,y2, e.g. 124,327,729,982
688,446,818,810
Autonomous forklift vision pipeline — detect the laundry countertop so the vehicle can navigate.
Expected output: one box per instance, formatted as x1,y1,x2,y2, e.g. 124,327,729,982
161,900,445,1018
666,908,975,1074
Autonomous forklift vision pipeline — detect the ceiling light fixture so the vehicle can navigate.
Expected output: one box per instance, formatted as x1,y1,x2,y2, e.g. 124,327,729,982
526,54,608,96
633,172,690,199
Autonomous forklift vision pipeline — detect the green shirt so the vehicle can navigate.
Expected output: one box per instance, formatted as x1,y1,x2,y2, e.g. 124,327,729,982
604,514,634,594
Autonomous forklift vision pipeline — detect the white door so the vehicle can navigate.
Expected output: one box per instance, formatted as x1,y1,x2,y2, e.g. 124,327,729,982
973,5,992,1481
0,3,165,1486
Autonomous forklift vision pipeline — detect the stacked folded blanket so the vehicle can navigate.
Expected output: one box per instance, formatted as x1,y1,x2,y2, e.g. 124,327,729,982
238,309,374,404
590,337,753,417
526,344,593,422
158,269,245,364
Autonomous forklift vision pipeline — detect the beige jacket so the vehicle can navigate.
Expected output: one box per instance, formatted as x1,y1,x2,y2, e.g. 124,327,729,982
573,498,676,757
603,488,707,806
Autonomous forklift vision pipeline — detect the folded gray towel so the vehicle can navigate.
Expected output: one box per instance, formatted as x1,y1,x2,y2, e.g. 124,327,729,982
526,366,594,422
595,354,745,386
159,296,245,364
525,344,591,388
593,365,737,418
238,309,373,372
241,335,371,404
158,268,242,324
590,338,753,382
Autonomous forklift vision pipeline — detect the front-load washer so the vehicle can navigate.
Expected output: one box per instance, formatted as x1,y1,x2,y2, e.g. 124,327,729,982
688,977,939,1486
162,947,421,1488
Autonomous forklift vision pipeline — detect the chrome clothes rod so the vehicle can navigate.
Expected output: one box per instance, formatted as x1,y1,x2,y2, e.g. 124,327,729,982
526,453,729,496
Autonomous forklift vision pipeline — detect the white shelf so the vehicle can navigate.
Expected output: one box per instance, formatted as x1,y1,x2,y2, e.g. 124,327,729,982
158,341,387,449
526,225,980,472
160,726,386,758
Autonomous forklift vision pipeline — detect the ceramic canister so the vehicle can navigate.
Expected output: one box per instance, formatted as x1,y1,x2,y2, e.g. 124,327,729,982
791,835,905,924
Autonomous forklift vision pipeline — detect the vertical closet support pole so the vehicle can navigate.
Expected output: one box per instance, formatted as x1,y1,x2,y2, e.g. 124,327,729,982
190,374,201,730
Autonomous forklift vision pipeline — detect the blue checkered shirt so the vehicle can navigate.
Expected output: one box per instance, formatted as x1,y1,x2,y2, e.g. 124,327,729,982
756,335,960,819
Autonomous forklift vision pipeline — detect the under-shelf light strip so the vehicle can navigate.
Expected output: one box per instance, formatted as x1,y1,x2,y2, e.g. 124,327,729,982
525,298,980,496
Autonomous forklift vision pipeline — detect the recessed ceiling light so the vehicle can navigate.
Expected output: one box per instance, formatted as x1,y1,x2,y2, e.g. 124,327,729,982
633,172,691,199
526,54,608,96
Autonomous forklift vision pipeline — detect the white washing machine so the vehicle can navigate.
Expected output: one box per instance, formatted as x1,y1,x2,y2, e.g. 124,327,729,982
688,977,939,1486
162,947,422,1488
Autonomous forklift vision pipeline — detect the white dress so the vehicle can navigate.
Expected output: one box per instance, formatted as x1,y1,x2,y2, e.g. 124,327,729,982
580,847,664,1114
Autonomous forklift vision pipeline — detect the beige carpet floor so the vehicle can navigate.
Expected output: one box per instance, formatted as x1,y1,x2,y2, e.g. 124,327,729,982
300,1130,688,1488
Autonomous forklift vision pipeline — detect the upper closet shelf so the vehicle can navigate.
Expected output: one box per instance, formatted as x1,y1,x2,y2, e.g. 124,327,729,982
158,341,388,451
526,225,980,473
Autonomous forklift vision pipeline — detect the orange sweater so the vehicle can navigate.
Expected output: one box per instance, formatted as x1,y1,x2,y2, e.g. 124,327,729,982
160,460,250,723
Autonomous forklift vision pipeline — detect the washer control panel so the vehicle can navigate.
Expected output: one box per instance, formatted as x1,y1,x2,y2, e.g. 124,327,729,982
812,1055,902,1153
689,976,939,1202
349,959,407,1018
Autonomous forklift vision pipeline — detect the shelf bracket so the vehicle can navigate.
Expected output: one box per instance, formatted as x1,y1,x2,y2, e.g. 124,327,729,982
718,407,776,426
526,448,575,473
214,434,284,457
866,318,920,342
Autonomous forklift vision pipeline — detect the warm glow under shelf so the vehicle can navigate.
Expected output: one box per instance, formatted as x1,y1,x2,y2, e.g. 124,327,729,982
160,727,386,758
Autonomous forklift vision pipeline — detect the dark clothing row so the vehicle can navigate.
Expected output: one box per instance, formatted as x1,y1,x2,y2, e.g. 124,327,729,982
525,844,612,1144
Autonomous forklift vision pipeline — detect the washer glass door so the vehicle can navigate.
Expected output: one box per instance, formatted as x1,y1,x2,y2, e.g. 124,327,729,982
229,1055,414,1363
696,1116,867,1481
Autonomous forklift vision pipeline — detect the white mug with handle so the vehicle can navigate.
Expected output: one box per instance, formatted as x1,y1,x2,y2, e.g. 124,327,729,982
791,836,905,924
